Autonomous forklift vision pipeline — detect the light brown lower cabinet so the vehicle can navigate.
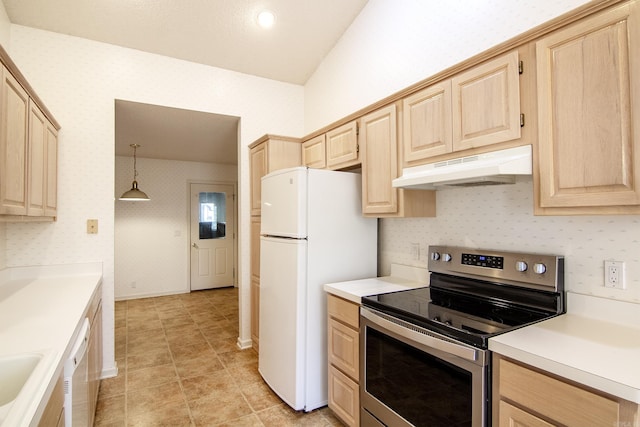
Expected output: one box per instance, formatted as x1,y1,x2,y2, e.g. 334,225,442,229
37,374,64,427
327,294,360,427
493,355,639,427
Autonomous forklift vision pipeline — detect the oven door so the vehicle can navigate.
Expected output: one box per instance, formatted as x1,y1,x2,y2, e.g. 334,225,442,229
360,307,489,427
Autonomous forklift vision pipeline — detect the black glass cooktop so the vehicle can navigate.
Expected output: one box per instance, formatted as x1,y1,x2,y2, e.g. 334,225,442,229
361,273,562,349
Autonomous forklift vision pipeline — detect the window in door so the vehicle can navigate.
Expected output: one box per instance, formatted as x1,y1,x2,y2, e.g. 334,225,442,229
198,191,226,239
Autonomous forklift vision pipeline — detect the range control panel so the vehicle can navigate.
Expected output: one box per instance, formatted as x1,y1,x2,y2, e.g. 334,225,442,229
461,253,504,269
428,245,564,292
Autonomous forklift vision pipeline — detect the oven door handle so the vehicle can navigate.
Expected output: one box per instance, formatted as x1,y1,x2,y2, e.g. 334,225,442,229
361,307,479,362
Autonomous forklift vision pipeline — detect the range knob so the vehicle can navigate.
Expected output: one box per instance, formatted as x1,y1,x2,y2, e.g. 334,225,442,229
515,261,528,272
442,253,452,262
533,263,547,274
431,252,441,261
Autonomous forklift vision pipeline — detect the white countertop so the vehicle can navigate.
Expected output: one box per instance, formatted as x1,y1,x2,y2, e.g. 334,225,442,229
489,292,640,403
324,263,429,304
0,263,102,427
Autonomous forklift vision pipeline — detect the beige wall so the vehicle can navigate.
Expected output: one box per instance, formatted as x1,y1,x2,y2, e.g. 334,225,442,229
0,1,10,49
5,24,304,369
304,0,592,131
115,156,237,299
303,1,640,305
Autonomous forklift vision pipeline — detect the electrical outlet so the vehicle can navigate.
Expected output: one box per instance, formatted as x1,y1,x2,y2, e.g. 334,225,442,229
130,281,137,289
604,261,625,289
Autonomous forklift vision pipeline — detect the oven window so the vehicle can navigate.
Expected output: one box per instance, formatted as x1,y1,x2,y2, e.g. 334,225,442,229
365,327,472,426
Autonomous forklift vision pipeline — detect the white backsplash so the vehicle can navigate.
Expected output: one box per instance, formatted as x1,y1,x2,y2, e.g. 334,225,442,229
379,178,640,303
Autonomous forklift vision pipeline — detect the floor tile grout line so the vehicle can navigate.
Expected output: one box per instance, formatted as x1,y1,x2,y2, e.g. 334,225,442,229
105,288,337,426
158,299,197,426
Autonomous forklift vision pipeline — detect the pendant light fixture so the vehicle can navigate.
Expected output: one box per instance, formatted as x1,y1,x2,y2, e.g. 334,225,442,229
119,143,150,201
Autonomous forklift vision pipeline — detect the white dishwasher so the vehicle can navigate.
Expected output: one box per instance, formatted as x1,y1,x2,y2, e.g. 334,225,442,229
64,318,90,426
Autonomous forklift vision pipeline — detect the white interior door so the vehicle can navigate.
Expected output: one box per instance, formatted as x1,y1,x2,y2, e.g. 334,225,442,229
190,183,235,290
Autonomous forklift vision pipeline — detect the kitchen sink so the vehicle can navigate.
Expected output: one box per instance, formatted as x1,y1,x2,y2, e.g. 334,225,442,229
0,351,56,425
0,353,42,406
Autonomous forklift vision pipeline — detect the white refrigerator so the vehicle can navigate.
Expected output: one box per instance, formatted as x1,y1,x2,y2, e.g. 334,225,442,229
258,166,377,412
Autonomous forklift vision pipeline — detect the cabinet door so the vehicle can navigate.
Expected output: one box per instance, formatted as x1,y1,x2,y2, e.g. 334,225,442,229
328,365,359,427
361,104,398,214
249,142,267,216
328,318,359,381
0,66,29,215
326,121,359,169
536,2,640,209
250,216,261,351
302,134,326,169
37,374,64,427
88,302,103,425
403,81,452,164
452,51,521,151
44,122,58,216
499,401,556,427
27,102,46,216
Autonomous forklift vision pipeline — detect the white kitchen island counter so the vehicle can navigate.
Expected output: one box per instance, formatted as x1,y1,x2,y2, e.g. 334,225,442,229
324,263,429,303
489,292,640,404
0,263,103,427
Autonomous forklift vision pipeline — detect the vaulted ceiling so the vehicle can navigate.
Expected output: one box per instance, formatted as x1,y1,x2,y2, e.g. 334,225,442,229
3,0,368,164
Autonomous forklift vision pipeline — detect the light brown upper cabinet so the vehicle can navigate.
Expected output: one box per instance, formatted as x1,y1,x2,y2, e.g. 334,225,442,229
403,51,522,166
0,65,30,216
302,121,360,171
27,101,58,217
535,1,640,214
302,134,326,169
361,103,435,217
402,81,453,163
249,135,301,216
326,120,359,170
0,46,60,221
452,50,521,151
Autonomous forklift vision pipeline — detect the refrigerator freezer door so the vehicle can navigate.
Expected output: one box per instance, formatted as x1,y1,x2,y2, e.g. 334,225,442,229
258,236,307,410
261,167,307,238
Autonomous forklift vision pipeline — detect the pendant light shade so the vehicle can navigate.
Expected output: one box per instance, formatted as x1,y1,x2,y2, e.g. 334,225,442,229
119,144,150,201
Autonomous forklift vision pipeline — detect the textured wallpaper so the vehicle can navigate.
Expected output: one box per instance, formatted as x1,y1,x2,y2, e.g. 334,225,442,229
115,156,237,300
305,0,591,132
379,179,640,304
6,24,304,369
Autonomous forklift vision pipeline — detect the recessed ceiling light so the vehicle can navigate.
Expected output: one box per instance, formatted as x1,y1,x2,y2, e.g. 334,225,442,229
257,10,276,29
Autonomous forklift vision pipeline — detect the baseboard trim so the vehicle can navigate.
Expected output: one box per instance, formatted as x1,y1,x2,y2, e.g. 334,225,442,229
236,337,253,350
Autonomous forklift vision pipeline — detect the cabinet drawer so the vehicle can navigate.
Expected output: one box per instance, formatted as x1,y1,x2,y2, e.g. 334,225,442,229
499,358,622,426
328,318,359,381
327,294,359,329
328,364,359,427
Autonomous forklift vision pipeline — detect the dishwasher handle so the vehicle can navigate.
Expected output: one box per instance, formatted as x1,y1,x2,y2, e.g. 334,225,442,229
64,318,90,375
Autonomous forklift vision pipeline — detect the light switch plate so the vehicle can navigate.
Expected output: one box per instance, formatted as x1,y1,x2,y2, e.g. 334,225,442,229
87,219,98,234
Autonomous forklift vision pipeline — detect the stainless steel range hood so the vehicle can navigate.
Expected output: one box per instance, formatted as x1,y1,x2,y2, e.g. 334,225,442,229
392,145,532,190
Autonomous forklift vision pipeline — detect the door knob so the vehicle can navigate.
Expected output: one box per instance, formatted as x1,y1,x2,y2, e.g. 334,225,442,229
192,243,199,249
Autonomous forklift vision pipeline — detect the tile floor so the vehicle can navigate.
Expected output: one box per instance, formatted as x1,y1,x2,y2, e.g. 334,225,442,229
95,287,344,426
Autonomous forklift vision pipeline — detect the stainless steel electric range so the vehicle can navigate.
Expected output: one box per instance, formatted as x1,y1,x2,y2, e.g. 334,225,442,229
360,246,564,427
